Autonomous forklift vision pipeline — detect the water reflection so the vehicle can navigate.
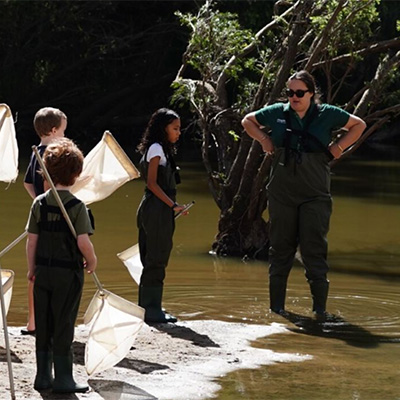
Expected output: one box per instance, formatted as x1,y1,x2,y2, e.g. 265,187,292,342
332,158,400,204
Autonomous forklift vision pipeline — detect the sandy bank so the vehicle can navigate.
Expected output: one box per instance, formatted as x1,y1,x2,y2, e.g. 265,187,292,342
1,320,311,399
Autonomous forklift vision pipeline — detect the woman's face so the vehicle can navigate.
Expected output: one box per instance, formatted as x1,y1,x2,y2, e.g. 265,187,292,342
287,79,313,115
166,118,181,143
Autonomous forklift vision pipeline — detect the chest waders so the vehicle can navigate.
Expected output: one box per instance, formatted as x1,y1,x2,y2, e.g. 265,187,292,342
34,198,88,393
137,151,179,323
267,108,333,316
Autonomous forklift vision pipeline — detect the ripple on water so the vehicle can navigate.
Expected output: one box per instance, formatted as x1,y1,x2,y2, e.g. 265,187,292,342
329,289,400,341
168,283,400,345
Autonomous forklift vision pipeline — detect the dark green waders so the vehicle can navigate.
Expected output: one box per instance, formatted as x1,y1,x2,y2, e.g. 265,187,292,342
137,153,179,323
33,196,90,393
34,266,88,393
268,149,332,315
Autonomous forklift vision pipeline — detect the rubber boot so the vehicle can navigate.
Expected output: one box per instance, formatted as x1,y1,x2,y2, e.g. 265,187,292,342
309,280,329,315
53,353,88,393
139,286,177,323
269,276,288,314
34,351,54,391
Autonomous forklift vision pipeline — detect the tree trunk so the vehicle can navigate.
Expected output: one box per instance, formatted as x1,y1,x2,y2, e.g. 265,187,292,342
211,0,315,258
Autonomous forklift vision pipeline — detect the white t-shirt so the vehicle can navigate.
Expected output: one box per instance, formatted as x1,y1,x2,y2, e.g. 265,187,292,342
146,143,167,166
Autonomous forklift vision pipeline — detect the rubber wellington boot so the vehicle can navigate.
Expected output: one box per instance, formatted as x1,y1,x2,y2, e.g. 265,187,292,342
309,280,329,315
34,351,54,391
269,276,288,314
53,353,88,393
139,285,177,323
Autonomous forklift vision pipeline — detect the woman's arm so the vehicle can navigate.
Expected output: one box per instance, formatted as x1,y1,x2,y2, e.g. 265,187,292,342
329,114,367,159
26,233,39,281
241,112,274,154
147,156,185,212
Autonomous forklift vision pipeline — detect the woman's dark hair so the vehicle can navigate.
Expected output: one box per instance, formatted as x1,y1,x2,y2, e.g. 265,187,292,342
137,108,180,155
288,70,321,103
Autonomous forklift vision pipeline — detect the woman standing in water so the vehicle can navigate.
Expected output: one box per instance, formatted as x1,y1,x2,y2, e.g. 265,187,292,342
242,70,366,317
137,108,187,323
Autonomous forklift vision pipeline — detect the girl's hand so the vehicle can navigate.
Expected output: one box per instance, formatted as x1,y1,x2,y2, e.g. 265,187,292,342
172,203,189,216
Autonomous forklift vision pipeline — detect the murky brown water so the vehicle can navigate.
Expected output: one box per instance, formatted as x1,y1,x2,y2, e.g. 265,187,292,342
1,158,399,399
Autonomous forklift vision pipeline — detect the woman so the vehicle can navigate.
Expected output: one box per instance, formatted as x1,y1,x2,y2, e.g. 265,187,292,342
241,70,366,317
137,108,186,323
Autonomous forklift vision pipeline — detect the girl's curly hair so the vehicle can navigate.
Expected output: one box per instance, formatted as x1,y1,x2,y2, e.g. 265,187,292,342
137,108,180,156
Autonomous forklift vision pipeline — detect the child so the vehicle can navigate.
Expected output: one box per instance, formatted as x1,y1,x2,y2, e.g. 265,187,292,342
22,107,68,336
26,138,97,393
137,108,188,323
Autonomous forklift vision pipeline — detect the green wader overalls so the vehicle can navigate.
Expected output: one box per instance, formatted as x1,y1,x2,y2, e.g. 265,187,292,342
33,197,88,393
268,107,333,314
137,149,179,322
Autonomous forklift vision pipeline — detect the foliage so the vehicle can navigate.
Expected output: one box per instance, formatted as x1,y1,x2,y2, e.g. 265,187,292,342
310,0,380,56
176,8,254,81
0,0,198,153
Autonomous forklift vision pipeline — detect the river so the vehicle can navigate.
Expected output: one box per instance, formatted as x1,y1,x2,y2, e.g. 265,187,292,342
1,156,399,399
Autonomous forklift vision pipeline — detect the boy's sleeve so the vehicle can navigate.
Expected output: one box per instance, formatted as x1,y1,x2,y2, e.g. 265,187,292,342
24,156,34,184
26,201,40,234
74,203,94,236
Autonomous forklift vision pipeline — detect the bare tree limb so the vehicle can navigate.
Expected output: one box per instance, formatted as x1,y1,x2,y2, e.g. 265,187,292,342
303,0,347,70
268,0,314,103
354,50,400,117
330,62,354,103
215,0,301,98
312,37,400,68
365,104,400,121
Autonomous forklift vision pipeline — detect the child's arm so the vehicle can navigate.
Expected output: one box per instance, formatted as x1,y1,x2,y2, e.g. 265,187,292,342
26,233,39,281
24,182,36,199
77,233,97,274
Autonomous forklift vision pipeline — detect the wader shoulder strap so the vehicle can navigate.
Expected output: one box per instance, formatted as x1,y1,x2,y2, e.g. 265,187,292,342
283,105,332,164
37,197,84,269
39,197,83,232
166,152,181,185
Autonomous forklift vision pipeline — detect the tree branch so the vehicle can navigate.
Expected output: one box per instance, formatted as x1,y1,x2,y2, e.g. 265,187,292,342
303,0,347,70
312,37,400,68
354,50,400,117
268,0,314,103
215,0,301,98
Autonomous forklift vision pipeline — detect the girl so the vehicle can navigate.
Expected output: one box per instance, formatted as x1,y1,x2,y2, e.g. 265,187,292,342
137,108,186,323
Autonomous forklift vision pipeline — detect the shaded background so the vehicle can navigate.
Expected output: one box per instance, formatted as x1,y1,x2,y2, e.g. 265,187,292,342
1,0,399,163
0,1,274,158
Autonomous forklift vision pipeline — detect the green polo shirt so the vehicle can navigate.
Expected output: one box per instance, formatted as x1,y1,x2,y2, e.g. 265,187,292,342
255,102,350,150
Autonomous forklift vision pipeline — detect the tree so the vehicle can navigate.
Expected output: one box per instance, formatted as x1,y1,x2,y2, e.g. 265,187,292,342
172,0,400,258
